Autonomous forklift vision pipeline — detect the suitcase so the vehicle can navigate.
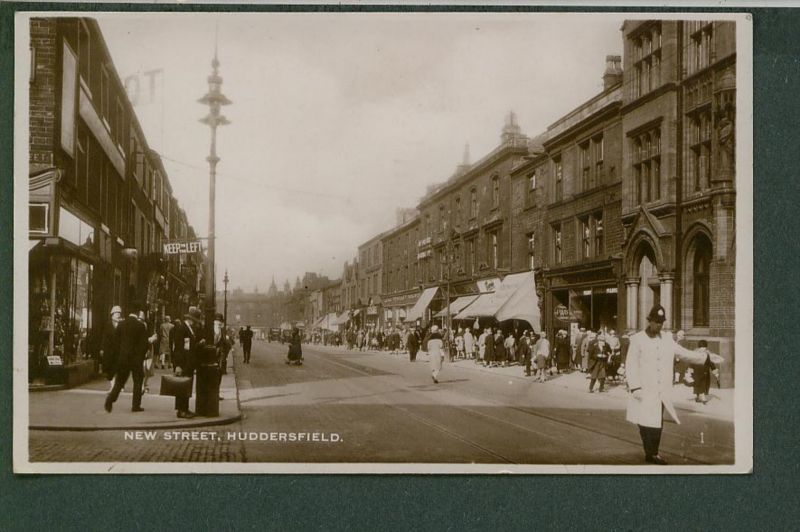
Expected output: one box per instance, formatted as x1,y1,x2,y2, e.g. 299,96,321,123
160,374,193,397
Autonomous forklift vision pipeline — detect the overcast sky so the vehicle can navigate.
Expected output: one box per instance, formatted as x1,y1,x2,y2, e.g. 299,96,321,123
97,12,624,292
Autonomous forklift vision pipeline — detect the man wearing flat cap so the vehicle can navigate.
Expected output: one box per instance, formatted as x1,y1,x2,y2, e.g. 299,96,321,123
626,304,707,464
171,306,206,418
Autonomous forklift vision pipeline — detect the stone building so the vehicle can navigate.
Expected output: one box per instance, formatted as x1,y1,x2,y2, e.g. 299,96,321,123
619,19,737,384
27,18,200,385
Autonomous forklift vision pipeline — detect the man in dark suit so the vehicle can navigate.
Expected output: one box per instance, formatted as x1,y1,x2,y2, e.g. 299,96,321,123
172,306,205,418
241,325,253,363
104,301,150,413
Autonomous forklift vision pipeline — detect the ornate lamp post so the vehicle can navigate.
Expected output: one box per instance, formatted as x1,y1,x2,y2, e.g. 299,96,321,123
198,42,231,328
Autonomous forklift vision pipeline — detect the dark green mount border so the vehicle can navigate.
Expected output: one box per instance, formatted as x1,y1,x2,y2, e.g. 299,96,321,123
0,4,792,531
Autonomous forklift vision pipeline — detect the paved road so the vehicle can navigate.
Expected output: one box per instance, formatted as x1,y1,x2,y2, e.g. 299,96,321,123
29,341,734,465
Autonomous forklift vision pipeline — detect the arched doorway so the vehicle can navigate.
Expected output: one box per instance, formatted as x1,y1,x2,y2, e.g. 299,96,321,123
637,250,660,328
626,235,666,331
682,232,713,329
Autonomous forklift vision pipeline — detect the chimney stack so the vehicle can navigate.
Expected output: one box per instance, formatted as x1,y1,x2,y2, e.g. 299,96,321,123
603,55,623,90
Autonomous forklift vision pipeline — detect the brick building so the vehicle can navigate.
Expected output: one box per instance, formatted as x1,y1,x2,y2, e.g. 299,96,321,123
381,213,421,326
533,57,626,336
407,113,531,328
27,18,201,384
357,232,385,327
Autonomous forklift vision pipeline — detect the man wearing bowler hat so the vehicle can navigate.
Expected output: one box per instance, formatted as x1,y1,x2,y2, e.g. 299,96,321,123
626,304,706,464
104,301,150,413
171,306,206,418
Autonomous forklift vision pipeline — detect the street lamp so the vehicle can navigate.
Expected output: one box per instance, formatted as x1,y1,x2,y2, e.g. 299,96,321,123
198,38,231,329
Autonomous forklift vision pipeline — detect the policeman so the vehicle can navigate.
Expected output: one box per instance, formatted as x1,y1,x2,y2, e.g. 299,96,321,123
626,304,706,464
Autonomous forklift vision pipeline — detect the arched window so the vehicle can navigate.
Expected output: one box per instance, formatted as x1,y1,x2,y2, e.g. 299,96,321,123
693,241,712,327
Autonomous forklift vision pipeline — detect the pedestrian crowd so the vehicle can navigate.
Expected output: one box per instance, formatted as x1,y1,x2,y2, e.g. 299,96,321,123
100,301,234,419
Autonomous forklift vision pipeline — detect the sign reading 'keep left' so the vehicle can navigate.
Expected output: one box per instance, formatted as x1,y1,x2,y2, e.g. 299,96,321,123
163,241,202,255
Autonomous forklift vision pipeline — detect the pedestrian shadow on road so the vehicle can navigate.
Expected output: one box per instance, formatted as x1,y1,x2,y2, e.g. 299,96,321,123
407,378,471,390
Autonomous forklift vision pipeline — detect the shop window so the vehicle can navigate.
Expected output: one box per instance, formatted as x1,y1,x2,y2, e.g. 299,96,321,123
30,204,49,234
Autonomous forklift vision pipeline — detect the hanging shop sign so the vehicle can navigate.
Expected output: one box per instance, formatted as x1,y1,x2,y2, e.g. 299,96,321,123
47,355,64,366
163,241,202,255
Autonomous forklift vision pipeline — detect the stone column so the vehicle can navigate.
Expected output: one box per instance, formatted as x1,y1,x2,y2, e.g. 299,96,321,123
625,277,640,332
659,273,675,331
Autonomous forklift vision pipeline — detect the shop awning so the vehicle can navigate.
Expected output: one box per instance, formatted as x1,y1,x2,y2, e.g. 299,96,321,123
455,272,540,332
406,287,439,322
311,316,326,328
322,313,340,332
333,311,350,325
434,295,479,319
495,271,541,333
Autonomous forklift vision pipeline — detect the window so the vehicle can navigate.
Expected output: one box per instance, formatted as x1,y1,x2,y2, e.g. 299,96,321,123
553,224,562,264
100,66,110,122
76,126,88,202
693,242,711,327
593,135,604,184
594,214,604,256
527,232,535,270
491,176,500,208
454,197,461,227
467,239,475,275
439,204,446,232
489,232,499,269
688,21,714,75
78,20,90,84
689,111,712,191
528,171,536,192
425,214,431,237
632,127,662,204
470,188,478,218
630,22,662,100
580,142,591,191
116,99,124,148
580,217,591,259
30,204,49,233
554,157,563,202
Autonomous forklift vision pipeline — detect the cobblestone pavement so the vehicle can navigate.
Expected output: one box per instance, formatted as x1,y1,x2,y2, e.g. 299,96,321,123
29,425,247,462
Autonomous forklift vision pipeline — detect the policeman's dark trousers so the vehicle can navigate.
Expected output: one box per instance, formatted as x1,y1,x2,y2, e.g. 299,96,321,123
107,364,144,409
638,425,663,458
174,371,195,413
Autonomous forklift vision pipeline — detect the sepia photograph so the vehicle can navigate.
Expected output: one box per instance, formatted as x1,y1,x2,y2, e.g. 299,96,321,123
13,10,752,474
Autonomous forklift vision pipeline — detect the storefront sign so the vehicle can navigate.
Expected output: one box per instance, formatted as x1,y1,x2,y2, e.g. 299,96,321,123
367,305,378,315
163,241,202,255
554,304,575,322
47,356,63,366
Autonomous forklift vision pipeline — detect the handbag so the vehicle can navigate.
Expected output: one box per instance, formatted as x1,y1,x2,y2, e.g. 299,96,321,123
160,374,193,397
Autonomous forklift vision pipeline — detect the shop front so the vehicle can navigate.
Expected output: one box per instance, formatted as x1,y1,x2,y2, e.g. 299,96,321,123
382,289,422,327
29,236,98,386
544,259,624,337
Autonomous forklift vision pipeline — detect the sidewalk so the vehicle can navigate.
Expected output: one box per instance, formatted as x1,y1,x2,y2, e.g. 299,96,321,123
317,344,734,423
29,354,242,431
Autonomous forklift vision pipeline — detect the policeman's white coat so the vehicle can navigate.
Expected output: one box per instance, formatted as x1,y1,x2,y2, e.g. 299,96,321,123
625,330,705,428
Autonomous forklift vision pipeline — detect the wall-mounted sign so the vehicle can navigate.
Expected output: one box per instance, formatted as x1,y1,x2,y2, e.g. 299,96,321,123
554,304,575,322
47,356,64,366
163,241,202,255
